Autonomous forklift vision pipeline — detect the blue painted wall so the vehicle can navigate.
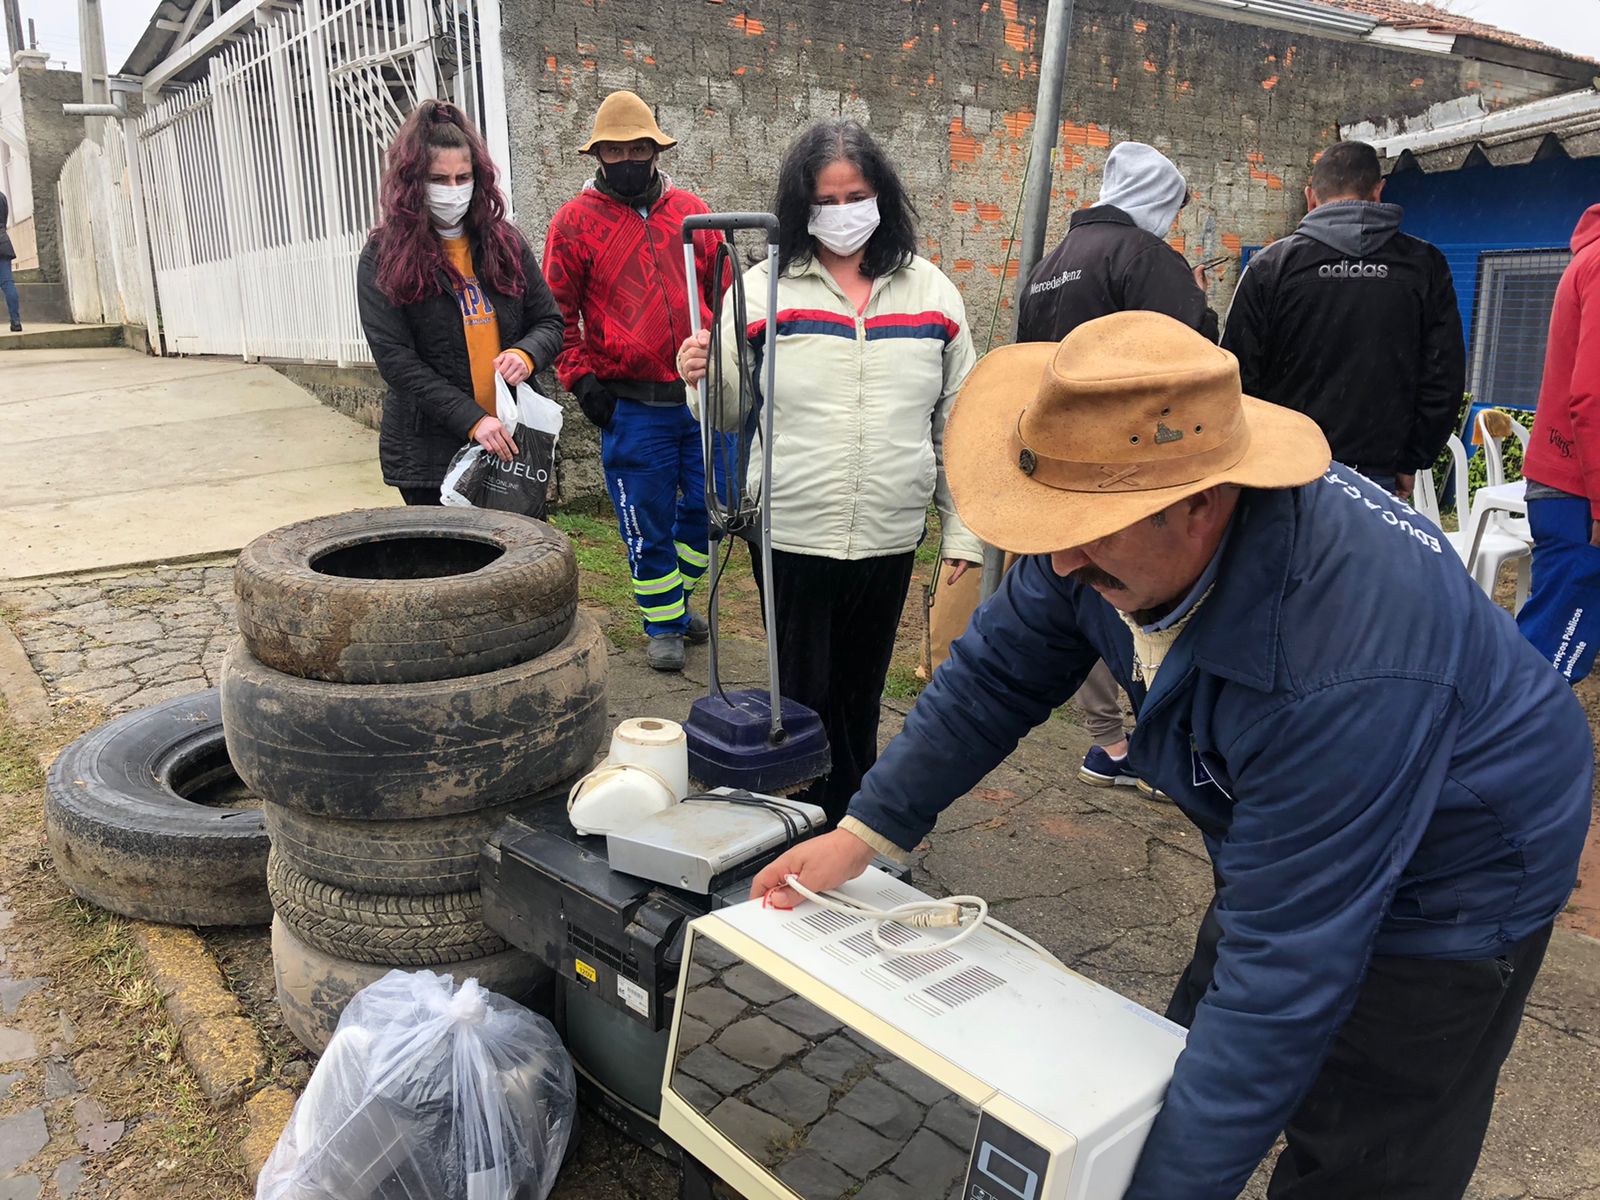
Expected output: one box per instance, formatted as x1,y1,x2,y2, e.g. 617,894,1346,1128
1382,155,1600,350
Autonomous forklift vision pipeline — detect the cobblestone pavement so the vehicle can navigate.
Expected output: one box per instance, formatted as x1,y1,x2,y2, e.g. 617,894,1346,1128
3,563,1599,1199
1,562,237,715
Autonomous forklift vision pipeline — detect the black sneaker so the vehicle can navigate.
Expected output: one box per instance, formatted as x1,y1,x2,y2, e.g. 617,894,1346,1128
685,611,709,645
7,324,19,333
646,634,686,672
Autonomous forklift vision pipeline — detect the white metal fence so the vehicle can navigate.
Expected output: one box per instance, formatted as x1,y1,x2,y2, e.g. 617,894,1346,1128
129,0,506,363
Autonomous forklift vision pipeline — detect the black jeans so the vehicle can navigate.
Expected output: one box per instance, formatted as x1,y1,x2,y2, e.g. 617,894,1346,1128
397,486,442,506
1168,901,1553,1199
749,548,916,825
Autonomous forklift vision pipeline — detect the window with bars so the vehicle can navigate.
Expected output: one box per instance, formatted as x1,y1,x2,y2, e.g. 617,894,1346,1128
1469,249,1572,411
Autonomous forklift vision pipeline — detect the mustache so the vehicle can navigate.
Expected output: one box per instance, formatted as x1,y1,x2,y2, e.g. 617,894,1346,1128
1067,565,1128,591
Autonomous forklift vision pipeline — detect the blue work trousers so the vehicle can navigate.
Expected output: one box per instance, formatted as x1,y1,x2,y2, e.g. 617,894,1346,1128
601,399,733,637
1517,495,1600,684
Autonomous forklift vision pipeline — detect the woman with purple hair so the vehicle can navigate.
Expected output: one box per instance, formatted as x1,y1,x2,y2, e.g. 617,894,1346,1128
357,100,564,504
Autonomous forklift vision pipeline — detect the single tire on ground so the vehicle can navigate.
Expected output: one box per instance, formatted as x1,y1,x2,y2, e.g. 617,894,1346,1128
44,689,270,926
271,916,551,1054
267,851,506,965
263,777,571,895
222,614,608,821
236,507,578,684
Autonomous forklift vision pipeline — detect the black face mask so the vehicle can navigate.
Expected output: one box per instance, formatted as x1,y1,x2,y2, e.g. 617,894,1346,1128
604,159,656,198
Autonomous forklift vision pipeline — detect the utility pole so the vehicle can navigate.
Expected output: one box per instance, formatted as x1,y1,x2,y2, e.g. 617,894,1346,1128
77,0,108,105
3,0,23,65
979,0,1076,600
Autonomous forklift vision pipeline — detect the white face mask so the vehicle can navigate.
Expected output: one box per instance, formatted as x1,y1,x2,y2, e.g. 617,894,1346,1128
426,181,474,229
807,196,880,256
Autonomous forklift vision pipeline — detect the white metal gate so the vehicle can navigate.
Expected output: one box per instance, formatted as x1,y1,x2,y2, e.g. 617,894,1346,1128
135,0,507,363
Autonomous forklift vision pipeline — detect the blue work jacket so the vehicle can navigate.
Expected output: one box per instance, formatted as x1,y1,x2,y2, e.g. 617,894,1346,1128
847,468,1591,1200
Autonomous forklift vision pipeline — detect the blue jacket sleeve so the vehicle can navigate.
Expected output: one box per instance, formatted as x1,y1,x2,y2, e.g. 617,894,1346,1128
1125,676,1460,1200
844,555,1103,851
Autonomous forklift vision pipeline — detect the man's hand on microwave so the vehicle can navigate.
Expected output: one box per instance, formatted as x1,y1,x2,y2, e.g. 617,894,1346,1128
750,828,877,909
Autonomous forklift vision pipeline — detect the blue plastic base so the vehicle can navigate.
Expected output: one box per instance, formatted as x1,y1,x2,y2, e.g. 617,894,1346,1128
684,690,831,793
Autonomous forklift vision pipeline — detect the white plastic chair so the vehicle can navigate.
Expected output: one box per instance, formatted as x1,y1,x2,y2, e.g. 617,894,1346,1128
1445,433,1530,609
1413,465,1442,530
1474,409,1531,542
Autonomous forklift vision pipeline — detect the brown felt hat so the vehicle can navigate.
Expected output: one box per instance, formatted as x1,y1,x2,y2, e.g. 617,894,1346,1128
579,90,676,153
945,311,1331,554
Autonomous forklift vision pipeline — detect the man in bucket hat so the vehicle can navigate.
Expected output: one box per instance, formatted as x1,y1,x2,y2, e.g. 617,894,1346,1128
544,91,725,671
755,311,1591,1199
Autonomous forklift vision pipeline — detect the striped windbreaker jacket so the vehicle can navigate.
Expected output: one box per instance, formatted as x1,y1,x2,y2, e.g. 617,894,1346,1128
699,253,981,562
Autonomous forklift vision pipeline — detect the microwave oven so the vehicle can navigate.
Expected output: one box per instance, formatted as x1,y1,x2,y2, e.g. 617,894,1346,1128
658,868,1187,1200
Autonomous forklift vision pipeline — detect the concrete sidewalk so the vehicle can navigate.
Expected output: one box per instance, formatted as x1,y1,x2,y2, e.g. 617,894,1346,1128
0,349,395,580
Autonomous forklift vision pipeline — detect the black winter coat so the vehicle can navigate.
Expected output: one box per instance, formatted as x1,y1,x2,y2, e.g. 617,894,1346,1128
357,230,565,488
1016,206,1218,343
1221,201,1465,473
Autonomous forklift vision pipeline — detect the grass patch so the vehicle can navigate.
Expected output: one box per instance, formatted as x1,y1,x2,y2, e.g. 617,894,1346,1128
882,664,926,701
0,695,45,793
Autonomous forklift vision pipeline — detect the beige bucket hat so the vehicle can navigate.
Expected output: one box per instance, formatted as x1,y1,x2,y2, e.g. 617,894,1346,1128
579,90,676,153
944,311,1331,554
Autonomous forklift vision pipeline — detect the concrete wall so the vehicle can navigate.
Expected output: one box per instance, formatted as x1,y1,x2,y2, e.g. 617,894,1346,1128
498,1,1580,500
15,68,85,283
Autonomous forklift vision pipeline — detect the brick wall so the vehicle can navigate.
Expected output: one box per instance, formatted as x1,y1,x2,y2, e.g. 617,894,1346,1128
500,0,1572,499
17,69,86,284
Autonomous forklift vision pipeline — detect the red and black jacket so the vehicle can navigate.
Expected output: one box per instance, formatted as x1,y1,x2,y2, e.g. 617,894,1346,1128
542,182,723,396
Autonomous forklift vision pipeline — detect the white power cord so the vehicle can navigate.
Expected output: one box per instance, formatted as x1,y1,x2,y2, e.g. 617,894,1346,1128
780,874,1068,972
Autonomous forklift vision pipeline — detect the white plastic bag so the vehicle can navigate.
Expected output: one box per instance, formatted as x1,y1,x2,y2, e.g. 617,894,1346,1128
256,970,576,1200
440,375,564,517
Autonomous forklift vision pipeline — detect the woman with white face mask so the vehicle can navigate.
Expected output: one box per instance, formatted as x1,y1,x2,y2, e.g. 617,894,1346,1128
676,120,980,828
357,100,565,504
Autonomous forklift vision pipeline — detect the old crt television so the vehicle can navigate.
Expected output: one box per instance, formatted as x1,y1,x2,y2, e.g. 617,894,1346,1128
658,868,1186,1200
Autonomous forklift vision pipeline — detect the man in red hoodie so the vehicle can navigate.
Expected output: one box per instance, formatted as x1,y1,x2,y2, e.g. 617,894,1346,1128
543,91,724,672
1519,203,1600,683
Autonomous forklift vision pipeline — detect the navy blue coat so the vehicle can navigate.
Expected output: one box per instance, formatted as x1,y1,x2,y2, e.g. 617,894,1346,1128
847,469,1591,1200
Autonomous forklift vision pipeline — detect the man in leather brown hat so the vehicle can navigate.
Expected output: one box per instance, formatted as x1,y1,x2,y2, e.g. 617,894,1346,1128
543,91,724,672
755,311,1590,1200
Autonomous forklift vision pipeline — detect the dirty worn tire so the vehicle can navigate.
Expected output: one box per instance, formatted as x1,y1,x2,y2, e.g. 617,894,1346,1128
235,507,578,684
267,852,505,965
44,689,270,927
222,614,608,820
262,777,570,895
271,916,551,1054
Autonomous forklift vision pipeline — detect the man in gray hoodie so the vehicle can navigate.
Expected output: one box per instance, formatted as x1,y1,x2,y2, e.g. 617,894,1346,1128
1221,141,1464,499
1003,142,1218,795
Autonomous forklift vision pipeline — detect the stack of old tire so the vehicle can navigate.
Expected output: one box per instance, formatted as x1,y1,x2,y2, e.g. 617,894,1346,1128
220,508,608,1054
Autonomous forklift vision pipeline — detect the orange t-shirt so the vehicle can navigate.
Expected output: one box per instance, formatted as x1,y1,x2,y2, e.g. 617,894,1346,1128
440,235,532,421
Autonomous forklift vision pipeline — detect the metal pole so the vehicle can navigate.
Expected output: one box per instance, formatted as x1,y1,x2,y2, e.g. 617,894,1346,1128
77,0,109,106
474,0,513,213
304,0,351,367
978,0,1075,601
3,0,23,63
122,115,163,352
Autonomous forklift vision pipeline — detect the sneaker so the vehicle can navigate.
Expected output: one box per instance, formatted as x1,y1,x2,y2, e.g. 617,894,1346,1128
685,610,709,645
7,324,19,333
646,634,686,672
1136,777,1171,803
1078,745,1140,787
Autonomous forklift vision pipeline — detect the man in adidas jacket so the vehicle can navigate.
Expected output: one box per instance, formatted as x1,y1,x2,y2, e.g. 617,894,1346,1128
1222,141,1464,500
